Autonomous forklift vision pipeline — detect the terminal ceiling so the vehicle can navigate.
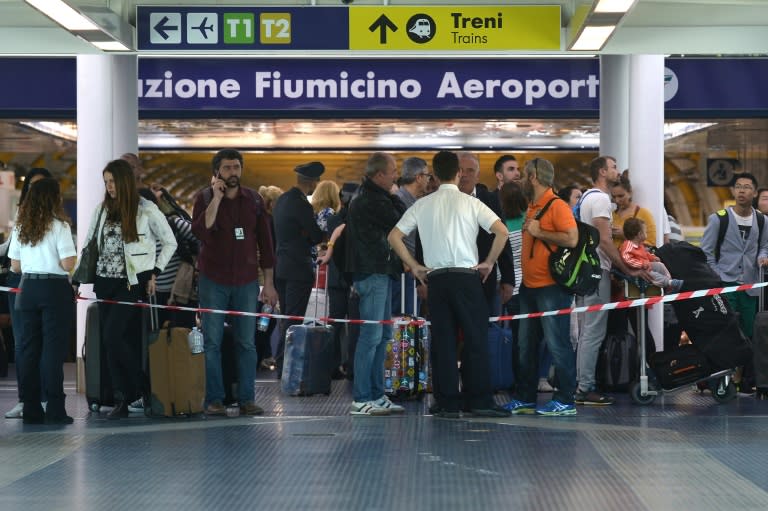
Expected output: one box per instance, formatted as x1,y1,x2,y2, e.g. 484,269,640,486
0,0,767,220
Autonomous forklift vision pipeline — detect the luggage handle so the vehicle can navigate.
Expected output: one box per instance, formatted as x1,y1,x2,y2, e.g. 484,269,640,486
400,272,419,318
149,293,159,333
313,265,329,322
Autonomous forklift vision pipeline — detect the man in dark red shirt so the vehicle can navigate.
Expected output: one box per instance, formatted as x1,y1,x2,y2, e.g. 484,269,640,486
192,149,278,416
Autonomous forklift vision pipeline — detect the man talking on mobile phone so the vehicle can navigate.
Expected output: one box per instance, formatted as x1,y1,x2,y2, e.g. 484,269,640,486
192,149,278,417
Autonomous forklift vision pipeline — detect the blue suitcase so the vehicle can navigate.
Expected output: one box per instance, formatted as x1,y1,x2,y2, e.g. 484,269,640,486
281,323,334,396
487,324,514,391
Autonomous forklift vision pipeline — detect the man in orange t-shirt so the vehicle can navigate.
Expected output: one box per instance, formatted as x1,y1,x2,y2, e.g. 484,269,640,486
503,158,579,416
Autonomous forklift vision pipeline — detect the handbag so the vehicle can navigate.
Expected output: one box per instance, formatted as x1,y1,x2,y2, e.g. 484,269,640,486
73,207,104,284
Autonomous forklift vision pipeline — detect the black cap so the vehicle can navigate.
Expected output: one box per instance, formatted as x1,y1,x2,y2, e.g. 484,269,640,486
295,161,325,179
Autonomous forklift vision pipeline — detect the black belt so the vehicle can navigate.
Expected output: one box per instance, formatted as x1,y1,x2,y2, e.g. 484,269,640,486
23,273,69,280
429,267,478,277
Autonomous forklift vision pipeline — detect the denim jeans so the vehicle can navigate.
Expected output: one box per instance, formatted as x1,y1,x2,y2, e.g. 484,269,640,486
199,275,259,405
515,284,576,404
576,269,611,393
352,274,392,403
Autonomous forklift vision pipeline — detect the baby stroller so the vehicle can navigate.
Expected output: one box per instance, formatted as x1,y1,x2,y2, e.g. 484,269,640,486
626,242,750,405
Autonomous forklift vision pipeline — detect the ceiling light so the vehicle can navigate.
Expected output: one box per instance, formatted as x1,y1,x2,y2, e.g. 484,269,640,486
24,0,133,52
91,41,131,52
24,0,99,31
594,0,638,13
571,26,616,51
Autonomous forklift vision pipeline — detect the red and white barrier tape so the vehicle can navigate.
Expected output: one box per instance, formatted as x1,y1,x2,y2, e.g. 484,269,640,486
1,281,766,326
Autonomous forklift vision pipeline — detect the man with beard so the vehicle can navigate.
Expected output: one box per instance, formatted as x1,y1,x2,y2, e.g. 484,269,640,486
272,162,326,376
192,149,279,416
574,156,639,406
502,158,578,415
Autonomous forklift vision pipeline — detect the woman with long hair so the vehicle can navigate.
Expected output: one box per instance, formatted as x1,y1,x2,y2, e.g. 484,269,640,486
8,178,77,424
311,180,341,232
610,173,657,248
3,167,53,419
76,159,176,419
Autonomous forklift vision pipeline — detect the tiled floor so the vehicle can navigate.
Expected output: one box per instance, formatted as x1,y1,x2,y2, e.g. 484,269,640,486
2,364,768,511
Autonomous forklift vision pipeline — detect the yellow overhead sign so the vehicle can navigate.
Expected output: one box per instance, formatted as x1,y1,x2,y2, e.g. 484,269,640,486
349,5,561,51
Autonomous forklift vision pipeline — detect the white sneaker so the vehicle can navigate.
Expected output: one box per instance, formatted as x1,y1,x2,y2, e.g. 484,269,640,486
349,400,390,416
5,402,23,419
374,395,405,414
128,397,144,413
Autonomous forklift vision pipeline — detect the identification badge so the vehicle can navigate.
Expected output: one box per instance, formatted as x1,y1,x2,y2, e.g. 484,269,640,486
234,227,245,240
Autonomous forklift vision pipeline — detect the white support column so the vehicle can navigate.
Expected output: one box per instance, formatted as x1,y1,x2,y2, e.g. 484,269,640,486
629,54,666,351
599,55,630,168
76,55,138,390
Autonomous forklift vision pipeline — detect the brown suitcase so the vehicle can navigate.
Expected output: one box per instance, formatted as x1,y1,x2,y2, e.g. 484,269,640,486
146,299,205,417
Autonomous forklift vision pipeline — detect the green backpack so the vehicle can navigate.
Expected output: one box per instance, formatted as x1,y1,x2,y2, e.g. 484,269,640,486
533,197,602,296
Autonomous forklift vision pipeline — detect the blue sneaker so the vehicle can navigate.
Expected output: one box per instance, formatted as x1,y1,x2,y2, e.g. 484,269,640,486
536,400,577,416
502,399,536,414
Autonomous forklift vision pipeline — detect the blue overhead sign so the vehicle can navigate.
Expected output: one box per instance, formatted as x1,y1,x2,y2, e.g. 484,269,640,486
136,6,349,50
3,58,768,117
137,58,600,114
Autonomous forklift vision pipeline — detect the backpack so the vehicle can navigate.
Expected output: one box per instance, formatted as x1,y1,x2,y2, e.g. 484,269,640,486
534,196,602,296
714,208,765,262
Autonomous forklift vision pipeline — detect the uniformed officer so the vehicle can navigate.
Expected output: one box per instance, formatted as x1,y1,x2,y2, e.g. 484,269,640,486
272,162,326,376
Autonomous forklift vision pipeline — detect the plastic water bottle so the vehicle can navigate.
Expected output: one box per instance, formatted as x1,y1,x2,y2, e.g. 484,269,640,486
258,304,272,332
187,326,204,354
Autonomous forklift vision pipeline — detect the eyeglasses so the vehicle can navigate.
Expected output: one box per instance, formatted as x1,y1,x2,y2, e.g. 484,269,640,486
734,184,754,191
420,173,434,180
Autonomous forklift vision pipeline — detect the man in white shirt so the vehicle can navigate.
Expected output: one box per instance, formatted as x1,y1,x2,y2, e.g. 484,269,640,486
575,156,641,406
388,151,511,418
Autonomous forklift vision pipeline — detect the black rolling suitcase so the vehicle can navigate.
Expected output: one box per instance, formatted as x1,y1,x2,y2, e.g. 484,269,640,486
656,242,752,370
596,332,638,392
753,270,768,397
281,270,334,396
83,302,114,411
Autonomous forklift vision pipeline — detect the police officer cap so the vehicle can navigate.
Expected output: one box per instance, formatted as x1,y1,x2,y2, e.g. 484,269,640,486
295,161,325,179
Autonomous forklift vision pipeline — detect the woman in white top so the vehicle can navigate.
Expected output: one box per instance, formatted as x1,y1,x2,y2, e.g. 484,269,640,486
75,159,176,419
9,178,77,424
3,167,53,420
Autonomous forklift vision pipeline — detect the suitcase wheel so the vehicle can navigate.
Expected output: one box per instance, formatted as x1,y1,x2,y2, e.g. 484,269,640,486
711,378,737,404
629,381,657,406
88,402,101,413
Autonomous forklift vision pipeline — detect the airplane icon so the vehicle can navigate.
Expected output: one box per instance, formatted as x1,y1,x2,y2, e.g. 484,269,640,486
193,17,214,39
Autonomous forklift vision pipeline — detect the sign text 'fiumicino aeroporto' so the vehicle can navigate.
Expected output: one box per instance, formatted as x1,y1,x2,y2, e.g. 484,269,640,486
137,67,599,108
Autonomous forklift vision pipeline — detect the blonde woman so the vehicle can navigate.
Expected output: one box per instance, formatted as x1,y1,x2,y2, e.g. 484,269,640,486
311,180,341,233
258,185,285,215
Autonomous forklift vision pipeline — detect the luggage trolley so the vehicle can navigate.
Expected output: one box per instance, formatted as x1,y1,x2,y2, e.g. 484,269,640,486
615,274,737,405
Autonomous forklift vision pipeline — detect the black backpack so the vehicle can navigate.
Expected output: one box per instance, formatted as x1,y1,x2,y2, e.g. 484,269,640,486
534,197,602,296
714,207,765,262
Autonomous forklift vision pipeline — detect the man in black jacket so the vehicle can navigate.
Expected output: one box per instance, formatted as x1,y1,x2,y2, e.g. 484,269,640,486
272,161,325,376
457,151,515,315
344,152,406,416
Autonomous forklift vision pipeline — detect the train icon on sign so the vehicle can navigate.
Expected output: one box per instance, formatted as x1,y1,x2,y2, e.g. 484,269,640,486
409,19,431,38
406,14,436,43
